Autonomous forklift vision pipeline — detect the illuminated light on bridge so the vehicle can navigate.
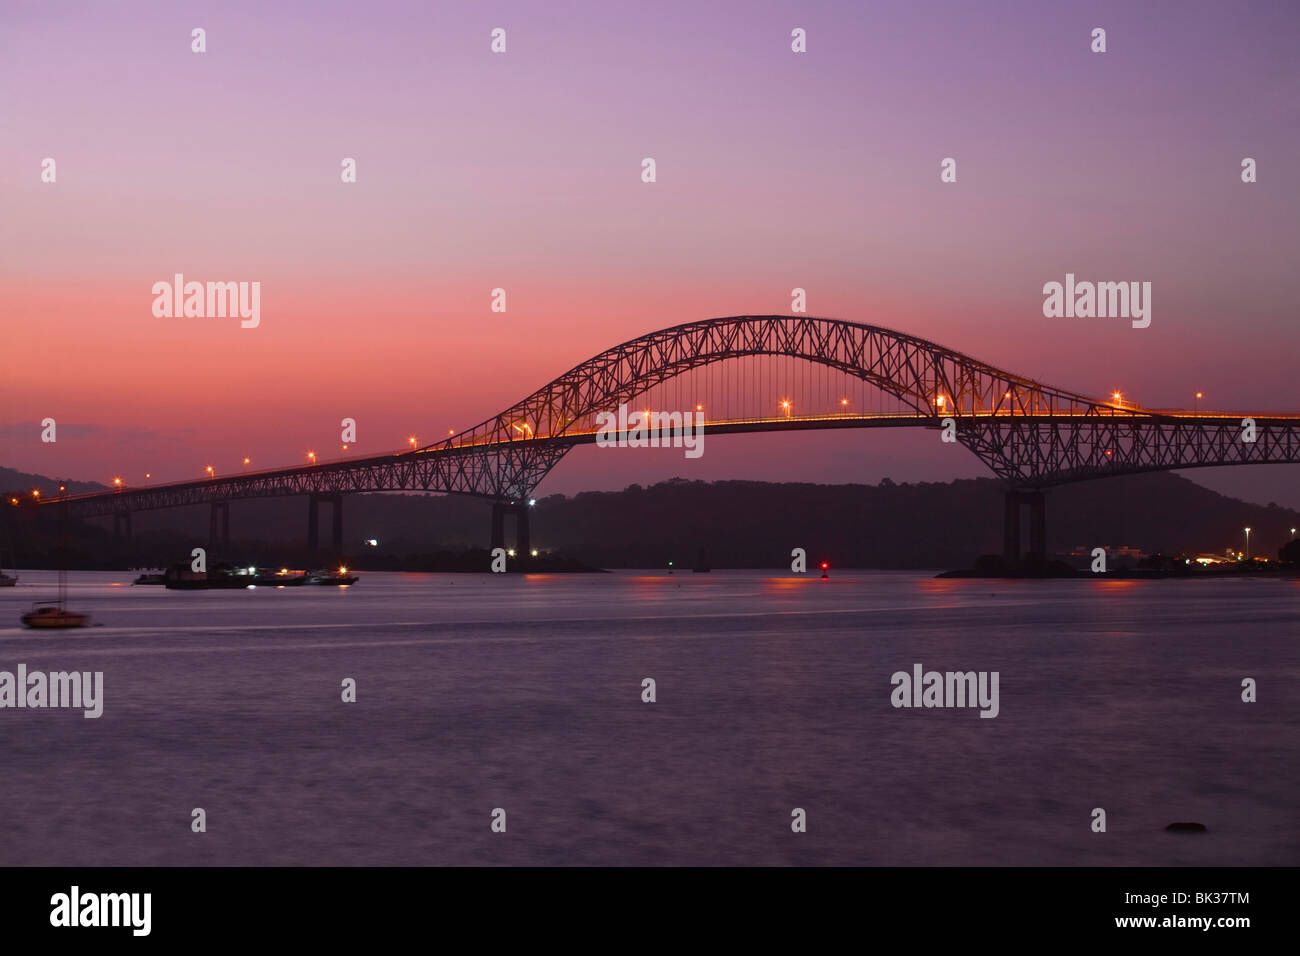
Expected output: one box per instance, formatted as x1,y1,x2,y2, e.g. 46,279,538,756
206,466,215,477
307,451,316,463
408,436,417,447
243,457,251,466
113,477,122,487
32,490,39,499
781,400,792,418
936,395,946,409
9,497,18,506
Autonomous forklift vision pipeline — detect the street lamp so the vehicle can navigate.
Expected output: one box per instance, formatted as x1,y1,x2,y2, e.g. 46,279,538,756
307,451,316,463
206,465,215,477
1244,527,1251,560
1195,391,1202,414
781,400,791,418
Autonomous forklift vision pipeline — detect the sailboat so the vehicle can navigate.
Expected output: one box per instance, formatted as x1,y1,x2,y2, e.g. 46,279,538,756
21,569,90,628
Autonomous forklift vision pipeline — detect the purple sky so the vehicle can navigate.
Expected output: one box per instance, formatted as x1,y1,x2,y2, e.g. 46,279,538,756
3,0,1298,506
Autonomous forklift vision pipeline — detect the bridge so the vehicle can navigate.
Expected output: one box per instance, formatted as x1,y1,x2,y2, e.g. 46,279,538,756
15,315,1300,562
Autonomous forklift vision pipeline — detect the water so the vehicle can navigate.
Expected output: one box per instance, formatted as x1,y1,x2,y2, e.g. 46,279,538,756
1,570,1297,866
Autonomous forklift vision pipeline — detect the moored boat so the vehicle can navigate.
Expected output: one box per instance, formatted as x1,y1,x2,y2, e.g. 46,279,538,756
307,565,359,585
253,568,307,586
164,562,257,590
21,601,90,628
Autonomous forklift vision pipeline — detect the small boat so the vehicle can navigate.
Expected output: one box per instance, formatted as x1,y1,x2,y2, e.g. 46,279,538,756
21,601,90,629
164,561,257,589
254,568,308,586
132,572,166,585
307,566,358,586
20,568,90,628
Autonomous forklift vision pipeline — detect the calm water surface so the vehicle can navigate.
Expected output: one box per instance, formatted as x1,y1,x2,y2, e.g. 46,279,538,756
1,570,1296,866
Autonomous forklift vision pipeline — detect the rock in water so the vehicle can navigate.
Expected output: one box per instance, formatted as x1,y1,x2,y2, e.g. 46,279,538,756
1165,822,1207,833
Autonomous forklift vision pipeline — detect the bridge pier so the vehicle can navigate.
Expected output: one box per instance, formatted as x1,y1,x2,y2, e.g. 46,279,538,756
112,511,132,541
307,494,343,558
1003,490,1046,565
209,501,229,553
490,501,530,556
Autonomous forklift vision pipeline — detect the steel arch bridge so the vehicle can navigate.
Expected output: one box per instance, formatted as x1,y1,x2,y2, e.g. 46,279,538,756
20,315,1300,557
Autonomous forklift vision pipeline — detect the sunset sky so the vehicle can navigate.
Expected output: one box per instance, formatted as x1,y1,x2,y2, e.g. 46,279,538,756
3,0,1298,505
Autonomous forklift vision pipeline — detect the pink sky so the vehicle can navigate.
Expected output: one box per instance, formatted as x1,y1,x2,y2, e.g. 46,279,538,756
3,0,1299,505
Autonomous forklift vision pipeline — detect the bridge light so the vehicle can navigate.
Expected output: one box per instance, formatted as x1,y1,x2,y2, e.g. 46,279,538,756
307,451,316,463
145,473,151,479
936,395,946,408
114,477,122,487
9,498,17,506
696,404,703,412
840,398,849,406
780,400,791,418
31,489,39,498
342,444,349,451
1113,392,1122,403
408,436,417,446
206,465,214,476
243,457,250,466
530,549,538,557
59,485,65,492
1005,391,1012,399
507,548,516,557
448,429,455,435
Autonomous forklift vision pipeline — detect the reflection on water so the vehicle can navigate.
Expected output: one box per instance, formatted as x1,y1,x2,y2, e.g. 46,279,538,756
0,570,1296,865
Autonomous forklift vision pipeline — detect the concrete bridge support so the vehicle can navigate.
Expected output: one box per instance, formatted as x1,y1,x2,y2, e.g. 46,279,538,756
490,501,530,556
307,494,343,557
209,501,229,553
1003,489,1046,564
